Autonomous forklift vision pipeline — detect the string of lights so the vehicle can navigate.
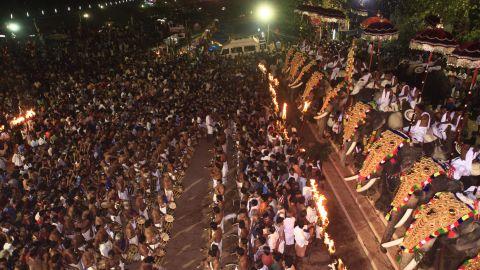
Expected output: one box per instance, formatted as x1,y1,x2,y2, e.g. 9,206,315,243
4,0,140,21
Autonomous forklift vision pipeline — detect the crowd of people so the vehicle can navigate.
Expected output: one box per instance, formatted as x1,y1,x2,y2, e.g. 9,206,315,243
4,8,478,270
200,56,335,270
0,17,299,269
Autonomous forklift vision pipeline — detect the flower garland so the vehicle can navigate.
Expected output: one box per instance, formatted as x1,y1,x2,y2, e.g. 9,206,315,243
459,253,480,270
315,39,356,116
318,81,346,115
302,72,324,100
289,52,306,81
401,192,475,253
291,60,316,85
387,157,445,219
283,48,296,73
359,130,409,181
344,39,357,84
342,102,371,143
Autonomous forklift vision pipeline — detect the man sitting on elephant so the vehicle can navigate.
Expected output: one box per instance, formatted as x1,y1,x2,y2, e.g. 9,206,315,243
376,84,399,112
451,144,480,180
403,104,431,144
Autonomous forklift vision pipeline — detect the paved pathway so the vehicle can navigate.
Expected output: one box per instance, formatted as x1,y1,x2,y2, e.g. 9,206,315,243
163,140,212,270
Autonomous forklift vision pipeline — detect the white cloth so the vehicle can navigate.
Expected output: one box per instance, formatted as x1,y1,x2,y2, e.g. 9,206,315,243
302,186,312,203
404,112,430,143
284,217,295,245
12,153,24,167
99,240,113,257
377,89,391,111
267,231,279,251
451,148,479,180
306,206,318,224
293,226,308,247
206,115,214,135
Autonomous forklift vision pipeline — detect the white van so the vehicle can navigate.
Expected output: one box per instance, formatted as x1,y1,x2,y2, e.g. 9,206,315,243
221,36,261,56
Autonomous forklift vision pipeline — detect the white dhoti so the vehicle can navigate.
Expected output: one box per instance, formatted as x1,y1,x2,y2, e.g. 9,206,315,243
451,148,479,180
222,161,228,183
404,125,427,143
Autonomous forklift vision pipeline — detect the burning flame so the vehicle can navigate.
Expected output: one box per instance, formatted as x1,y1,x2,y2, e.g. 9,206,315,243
310,178,345,268
268,74,279,87
258,63,267,74
302,101,311,113
281,103,287,120
324,232,336,254
269,85,279,112
10,109,36,127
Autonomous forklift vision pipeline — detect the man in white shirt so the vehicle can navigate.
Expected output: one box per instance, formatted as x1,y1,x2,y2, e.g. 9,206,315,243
283,212,296,254
206,114,214,141
293,220,309,258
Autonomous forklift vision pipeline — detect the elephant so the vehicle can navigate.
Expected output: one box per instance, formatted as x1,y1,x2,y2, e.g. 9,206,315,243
379,174,464,253
341,109,405,167
381,192,476,270
422,220,480,270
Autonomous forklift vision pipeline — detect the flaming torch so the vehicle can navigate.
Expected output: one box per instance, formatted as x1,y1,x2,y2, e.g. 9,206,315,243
302,101,311,113
10,109,36,127
258,63,267,74
324,233,336,254
281,103,287,121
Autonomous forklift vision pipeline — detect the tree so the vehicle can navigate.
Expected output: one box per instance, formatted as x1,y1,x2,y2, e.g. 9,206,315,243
377,0,480,48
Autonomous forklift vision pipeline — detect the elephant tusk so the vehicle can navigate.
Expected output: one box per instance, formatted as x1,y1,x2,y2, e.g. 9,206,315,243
285,67,290,73
456,192,475,208
291,82,304,89
346,141,357,156
381,237,404,248
344,175,359,181
356,177,378,192
403,256,421,270
394,208,413,228
314,111,329,120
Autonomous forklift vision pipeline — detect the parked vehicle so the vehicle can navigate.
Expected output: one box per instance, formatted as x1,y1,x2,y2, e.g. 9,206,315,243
220,36,261,56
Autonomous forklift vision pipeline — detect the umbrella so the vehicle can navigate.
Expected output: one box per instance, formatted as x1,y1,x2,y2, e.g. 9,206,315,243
360,14,391,29
361,16,398,70
410,27,458,55
448,41,480,69
294,5,346,23
362,21,398,41
409,25,458,94
447,41,480,142
407,25,458,133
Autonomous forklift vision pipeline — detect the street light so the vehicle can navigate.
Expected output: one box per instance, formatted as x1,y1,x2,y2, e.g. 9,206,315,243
6,22,20,33
83,13,90,19
256,3,274,50
257,3,274,22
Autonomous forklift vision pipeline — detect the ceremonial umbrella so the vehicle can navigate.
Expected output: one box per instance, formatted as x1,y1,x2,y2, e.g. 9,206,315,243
409,26,458,92
294,4,346,23
360,14,386,29
447,41,480,141
361,19,398,70
294,4,347,37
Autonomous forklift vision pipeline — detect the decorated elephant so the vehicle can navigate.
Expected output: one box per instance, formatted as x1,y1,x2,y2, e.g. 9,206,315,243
343,129,411,193
380,172,463,253
289,59,319,90
426,222,480,270
381,192,476,270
